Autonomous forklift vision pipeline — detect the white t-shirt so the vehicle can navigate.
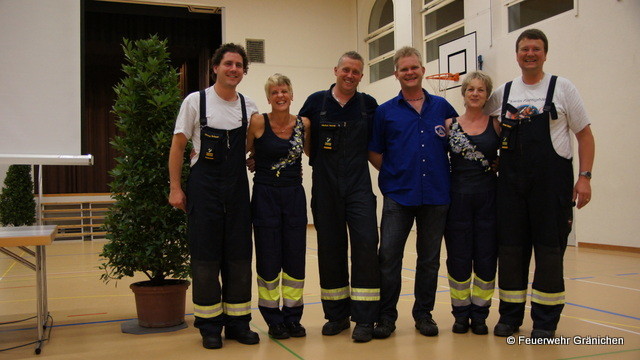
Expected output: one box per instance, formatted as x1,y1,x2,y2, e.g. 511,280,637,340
173,86,259,166
485,73,590,159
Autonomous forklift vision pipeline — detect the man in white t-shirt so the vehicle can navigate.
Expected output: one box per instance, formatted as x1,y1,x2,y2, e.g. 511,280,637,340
484,29,595,339
168,43,259,350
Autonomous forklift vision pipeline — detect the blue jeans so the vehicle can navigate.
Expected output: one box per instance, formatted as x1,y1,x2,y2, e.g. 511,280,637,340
378,196,448,323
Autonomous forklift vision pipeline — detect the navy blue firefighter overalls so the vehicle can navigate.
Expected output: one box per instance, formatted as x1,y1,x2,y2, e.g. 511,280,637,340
496,76,574,331
187,90,253,336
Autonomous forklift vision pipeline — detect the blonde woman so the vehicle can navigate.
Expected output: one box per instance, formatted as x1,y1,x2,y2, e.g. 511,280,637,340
246,74,310,340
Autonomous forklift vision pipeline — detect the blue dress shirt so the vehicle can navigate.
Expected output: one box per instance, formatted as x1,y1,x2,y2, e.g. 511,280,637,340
369,89,458,206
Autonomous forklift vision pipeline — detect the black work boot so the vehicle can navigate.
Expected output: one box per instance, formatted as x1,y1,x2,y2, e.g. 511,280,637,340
322,318,350,336
470,318,488,335
493,322,519,337
202,334,222,349
351,323,373,343
285,322,306,337
452,317,469,334
268,323,290,340
225,326,260,345
415,317,438,337
373,320,396,339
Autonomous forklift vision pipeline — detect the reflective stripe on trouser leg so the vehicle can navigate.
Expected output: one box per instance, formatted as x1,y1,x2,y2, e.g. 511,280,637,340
471,275,495,307
224,302,252,317
282,272,304,324
321,286,350,301
257,274,281,308
530,289,565,331
257,273,284,325
448,274,471,307
499,288,527,303
531,289,564,306
282,272,304,308
194,302,223,319
351,287,380,302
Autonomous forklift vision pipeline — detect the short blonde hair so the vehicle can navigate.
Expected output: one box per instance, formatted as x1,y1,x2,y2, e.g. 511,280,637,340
460,71,493,97
264,73,292,98
393,46,423,69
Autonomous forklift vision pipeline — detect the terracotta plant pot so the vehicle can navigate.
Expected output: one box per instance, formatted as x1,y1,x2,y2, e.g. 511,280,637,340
129,279,190,328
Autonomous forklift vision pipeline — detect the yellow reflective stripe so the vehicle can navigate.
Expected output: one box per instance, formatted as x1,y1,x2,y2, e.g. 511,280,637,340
282,272,304,306
471,275,495,305
448,274,471,303
351,287,380,301
257,275,281,305
321,286,350,301
499,289,527,303
223,302,252,316
282,272,304,289
531,289,565,306
194,303,223,318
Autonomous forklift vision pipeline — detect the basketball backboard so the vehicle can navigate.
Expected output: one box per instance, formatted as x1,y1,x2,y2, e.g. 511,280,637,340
437,31,477,92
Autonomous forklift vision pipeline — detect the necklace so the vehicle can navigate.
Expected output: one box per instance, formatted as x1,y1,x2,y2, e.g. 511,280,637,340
405,96,424,102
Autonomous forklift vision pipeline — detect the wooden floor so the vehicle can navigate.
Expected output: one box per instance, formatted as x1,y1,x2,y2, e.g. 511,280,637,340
1,229,639,359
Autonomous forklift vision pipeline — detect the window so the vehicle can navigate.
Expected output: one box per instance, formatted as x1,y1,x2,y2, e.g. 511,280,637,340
507,0,574,32
422,0,465,63
366,0,394,82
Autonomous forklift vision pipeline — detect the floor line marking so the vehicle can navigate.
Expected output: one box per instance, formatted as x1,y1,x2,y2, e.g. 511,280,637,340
572,279,640,292
561,315,640,333
251,323,304,360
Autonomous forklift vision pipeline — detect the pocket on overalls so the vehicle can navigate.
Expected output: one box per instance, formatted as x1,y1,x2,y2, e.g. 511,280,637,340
319,121,340,151
200,127,227,162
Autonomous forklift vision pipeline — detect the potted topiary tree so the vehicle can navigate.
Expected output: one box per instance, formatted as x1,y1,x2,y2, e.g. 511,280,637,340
99,35,191,328
0,165,36,226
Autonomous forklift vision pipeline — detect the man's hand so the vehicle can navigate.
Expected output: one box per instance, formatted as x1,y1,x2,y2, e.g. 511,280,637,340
169,188,187,212
573,177,591,209
246,156,256,173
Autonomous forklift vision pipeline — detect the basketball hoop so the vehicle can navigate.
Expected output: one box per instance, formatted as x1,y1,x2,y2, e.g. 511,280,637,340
425,73,460,98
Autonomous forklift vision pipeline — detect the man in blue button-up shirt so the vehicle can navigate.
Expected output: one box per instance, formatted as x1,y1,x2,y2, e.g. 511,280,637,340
368,46,457,340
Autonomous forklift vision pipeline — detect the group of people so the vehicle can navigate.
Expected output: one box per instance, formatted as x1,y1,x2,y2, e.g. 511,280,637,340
168,28,595,350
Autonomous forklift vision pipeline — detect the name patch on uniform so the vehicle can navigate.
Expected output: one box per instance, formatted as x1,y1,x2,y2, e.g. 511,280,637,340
434,125,446,137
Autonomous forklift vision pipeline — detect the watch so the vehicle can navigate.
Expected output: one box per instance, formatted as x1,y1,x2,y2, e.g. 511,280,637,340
579,171,592,179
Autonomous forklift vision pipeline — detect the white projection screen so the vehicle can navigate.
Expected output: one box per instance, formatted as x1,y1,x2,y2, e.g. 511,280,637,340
0,0,82,157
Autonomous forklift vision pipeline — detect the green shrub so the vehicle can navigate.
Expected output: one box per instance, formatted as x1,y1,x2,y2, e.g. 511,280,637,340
100,35,190,285
0,165,36,227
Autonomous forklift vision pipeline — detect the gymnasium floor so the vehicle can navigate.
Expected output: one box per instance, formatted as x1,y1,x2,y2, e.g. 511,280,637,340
1,229,639,359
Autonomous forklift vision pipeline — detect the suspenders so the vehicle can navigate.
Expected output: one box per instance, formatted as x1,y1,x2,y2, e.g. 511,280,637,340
199,90,247,128
500,75,558,150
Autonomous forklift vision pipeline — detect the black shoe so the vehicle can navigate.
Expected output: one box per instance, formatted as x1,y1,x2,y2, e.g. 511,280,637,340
493,322,519,337
351,323,373,343
285,322,306,337
415,317,439,337
322,318,350,336
452,317,469,334
268,323,290,340
531,329,555,338
225,327,260,345
202,334,223,349
470,319,488,335
373,320,396,339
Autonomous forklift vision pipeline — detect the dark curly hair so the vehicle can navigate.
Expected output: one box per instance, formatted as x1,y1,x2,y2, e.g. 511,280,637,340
210,43,249,83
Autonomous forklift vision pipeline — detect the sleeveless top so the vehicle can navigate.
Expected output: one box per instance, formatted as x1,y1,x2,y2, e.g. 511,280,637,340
253,113,304,186
449,117,499,194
